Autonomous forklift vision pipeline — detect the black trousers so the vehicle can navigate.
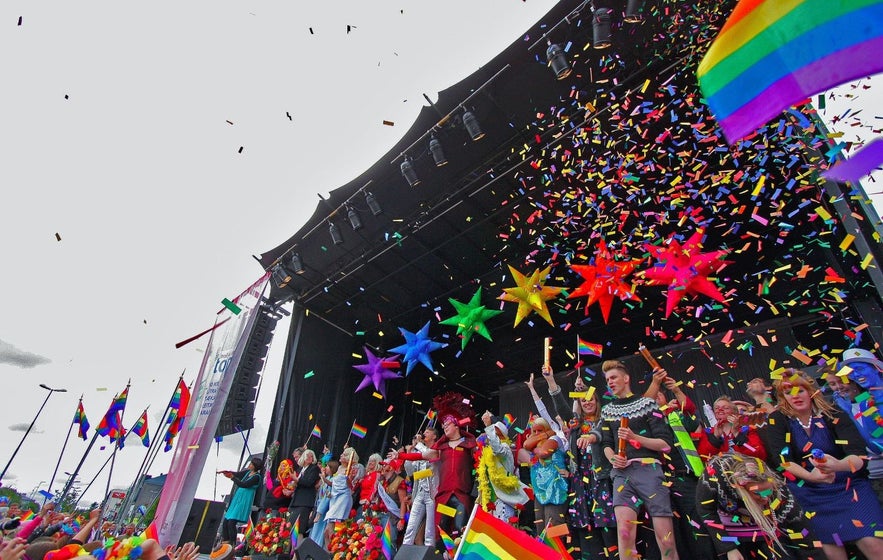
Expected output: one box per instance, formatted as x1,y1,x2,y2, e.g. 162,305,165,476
221,518,239,543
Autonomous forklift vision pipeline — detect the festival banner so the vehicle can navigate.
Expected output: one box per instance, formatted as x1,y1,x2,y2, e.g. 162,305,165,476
153,272,271,547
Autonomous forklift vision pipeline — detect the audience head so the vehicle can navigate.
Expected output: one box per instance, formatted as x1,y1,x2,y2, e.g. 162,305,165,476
774,369,835,418
602,360,632,397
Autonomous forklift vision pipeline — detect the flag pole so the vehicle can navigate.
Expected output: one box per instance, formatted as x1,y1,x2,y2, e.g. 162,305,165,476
100,380,131,522
45,398,79,504
452,502,480,560
115,406,153,523
58,429,100,503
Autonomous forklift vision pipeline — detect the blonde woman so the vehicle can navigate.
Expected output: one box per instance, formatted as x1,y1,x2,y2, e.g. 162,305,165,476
696,452,825,560
761,369,883,560
323,447,358,546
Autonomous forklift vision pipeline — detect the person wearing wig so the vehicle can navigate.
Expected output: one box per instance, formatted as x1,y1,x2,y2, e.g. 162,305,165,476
697,395,767,461
477,410,529,524
323,447,359,546
696,452,827,560
761,369,883,560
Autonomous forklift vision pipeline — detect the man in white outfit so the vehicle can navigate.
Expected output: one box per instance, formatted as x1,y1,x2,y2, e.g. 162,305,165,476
402,425,439,547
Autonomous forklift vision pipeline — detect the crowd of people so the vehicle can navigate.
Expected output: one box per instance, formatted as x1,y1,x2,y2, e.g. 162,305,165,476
213,347,883,560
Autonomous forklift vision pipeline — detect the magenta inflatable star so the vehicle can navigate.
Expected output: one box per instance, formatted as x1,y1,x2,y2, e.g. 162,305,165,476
353,346,401,399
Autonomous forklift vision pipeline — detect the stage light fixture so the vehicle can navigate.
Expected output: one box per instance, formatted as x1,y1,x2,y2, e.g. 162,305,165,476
593,8,612,49
328,220,344,245
272,265,292,288
346,204,362,230
429,133,447,166
546,41,572,80
288,252,305,275
462,108,485,141
401,156,420,186
365,191,382,216
625,0,644,23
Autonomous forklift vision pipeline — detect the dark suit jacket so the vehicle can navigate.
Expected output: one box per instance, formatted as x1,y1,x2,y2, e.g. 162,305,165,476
289,463,321,508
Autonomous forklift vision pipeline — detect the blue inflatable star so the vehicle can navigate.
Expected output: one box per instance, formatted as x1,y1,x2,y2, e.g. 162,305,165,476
353,346,401,399
389,321,448,376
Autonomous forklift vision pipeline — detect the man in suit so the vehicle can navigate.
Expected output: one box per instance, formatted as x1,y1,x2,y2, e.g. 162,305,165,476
288,448,321,539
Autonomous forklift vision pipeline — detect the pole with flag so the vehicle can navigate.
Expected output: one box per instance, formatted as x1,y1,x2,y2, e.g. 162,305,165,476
98,381,131,524
46,397,87,503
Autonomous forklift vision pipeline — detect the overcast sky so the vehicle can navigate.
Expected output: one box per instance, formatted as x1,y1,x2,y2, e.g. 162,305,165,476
2,1,881,507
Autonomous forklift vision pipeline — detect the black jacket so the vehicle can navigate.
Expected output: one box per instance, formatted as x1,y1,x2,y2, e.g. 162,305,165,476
289,463,321,508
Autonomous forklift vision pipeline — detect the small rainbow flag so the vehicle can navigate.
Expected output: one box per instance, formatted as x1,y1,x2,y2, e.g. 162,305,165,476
310,424,322,439
351,422,368,439
73,401,90,440
542,533,573,560
381,520,394,560
141,521,158,540
503,413,516,428
132,411,150,448
438,525,456,556
291,517,299,551
20,510,35,522
576,336,603,358
242,519,254,542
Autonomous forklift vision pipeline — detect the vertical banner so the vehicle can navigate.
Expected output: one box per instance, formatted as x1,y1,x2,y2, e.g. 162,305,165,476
154,272,270,547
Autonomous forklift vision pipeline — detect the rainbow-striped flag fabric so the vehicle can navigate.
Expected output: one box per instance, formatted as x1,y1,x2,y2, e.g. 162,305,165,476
141,522,159,540
132,411,150,447
310,424,322,439
73,401,90,440
542,533,574,559
576,336,603,358
351,422,368,439
437,525,456,556
698,0,883,143
380,520,394,560
457,507,560,559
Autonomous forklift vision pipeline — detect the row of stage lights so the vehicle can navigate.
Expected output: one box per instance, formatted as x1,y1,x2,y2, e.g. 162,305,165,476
272,1,646,289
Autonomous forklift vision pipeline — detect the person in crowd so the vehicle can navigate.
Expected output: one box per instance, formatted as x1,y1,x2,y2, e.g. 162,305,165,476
745,377,776,414
217,457,263,555
643,368,716,560
309,458,339,548
697,395,767,461
355,454,382,518
599,359,679,560
476,410,528,524
401,426,439,547
390,412,477,536
374,460,408,546
323,447,358,546
264,452,296,511
542,367,616,558
288,448,320,540
762,368,883,560
522,415,568,531
697,452,827,560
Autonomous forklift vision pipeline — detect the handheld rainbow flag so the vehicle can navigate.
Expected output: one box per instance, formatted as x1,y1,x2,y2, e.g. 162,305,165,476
541,527,574,560
576,336,603,358
351,422,368,439
73,401,90,440
457,506,560,559
437,526,456,556
20,510,35,522
291,517,300,551
243,519,254,542
698,0,883,144
141,522,159,540
132,411,150,447
310,424,322,439
380,520,394,560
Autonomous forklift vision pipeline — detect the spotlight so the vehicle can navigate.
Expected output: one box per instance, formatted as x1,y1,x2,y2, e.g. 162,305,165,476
346,204,362,231
429,133,447,166
272,265,292,288
328,220,344,245
401,156,420,186
546,41,572,80
593,8,612,49
288,252,305,275
462,108,485,141
365,191,382,216
625,0,644,23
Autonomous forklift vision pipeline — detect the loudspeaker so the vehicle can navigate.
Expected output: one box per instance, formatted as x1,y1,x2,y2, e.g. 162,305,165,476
294,538,330,560
394,545,442,559
178,498,225,552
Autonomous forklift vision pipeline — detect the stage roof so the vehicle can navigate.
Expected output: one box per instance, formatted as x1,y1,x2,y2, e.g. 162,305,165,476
258,0,882,401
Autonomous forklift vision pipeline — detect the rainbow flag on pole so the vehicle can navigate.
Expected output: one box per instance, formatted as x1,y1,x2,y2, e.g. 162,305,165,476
73,401,90,440
457,506,560,559
380,520,394,560
310,424,322,439
351,422,368,439
576,336,603,358
132,411,150,447
698,0,883,144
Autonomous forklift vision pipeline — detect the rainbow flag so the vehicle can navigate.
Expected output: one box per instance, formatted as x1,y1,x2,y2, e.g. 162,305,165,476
458,507,560,559
20,510,35,522
291,517,299,551
542,534,574,560
503,413,516,429
698,0,883,143
310,424,322,439
242,519,254,543
132,411,150,447
437,526,456,556
141,522,159,540
351,422,368,439
166,379,190,425
576,336,603,358
73,401,90,440
380,520,394,560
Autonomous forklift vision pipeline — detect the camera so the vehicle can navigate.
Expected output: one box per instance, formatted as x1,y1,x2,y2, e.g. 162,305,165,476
0,517,21,531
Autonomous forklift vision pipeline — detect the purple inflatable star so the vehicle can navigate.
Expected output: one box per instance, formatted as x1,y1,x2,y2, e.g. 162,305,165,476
353,346,401,399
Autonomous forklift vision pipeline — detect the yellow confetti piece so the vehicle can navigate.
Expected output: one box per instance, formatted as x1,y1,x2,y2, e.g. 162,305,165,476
861,253,874,270
378,415,393,426
839,234,856,251
412,468,433,481
815,206,832,221
372,392,383,399
436,503,457,517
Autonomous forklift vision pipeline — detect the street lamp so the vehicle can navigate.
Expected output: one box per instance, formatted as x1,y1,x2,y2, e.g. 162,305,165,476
0,384,67,482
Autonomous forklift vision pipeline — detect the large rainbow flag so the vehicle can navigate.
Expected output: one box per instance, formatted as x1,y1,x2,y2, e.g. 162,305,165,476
456,507,559,560
698,0,883,143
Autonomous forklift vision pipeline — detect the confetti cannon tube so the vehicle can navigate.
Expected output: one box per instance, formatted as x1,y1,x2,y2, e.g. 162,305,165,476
638,344,661,370
618,417,629,458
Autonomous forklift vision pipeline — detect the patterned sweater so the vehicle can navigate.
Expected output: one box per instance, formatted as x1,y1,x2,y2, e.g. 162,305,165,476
600,394,674,462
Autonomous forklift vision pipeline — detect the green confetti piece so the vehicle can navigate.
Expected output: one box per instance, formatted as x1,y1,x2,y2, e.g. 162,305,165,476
221,298,241,315
304,370,315,379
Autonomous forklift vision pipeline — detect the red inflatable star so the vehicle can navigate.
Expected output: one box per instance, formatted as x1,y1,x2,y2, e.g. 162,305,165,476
568,240,642,323
639,229,731,317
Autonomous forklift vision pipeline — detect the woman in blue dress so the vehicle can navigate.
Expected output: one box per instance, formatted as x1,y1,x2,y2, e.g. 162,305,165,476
322,447,358,546
309,459,339,548
762,369,883,560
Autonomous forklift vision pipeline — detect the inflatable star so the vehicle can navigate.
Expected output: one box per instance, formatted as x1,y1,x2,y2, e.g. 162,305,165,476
440,287,503,350
569,240,642,323
353,346,401,399
639,229,732,317
499,265,564,327
389,322,447,376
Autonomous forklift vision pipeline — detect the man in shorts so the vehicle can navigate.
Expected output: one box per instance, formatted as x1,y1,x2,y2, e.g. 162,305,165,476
600,359,679,560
